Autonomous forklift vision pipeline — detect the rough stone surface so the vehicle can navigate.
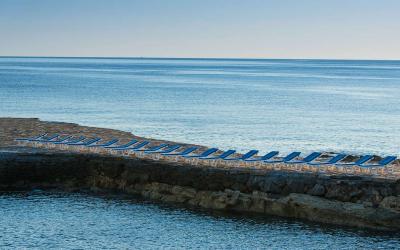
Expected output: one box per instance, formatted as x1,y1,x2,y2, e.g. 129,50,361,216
1,117,400,231
380,196,400,211
308,183,326,196
1,149,400,231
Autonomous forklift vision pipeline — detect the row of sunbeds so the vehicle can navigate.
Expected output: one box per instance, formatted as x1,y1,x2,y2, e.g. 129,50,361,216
15,133,398,168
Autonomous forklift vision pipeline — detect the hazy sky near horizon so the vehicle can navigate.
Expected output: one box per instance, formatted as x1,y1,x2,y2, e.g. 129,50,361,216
0,0,399,59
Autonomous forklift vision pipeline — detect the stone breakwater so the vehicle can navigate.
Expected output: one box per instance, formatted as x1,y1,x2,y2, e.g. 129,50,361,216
1,117,400,231
1,148,400,231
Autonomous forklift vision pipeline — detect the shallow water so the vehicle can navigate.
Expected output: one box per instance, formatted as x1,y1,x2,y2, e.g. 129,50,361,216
0,191,399,249
1,57,399,156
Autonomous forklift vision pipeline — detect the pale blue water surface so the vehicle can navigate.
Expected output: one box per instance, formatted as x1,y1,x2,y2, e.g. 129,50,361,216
1,57,400,248
1,57,399,156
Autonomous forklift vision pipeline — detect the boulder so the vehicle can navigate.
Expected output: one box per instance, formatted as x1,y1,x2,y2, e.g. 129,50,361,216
307,183,325,196
380,196,400,211
272,193,400,230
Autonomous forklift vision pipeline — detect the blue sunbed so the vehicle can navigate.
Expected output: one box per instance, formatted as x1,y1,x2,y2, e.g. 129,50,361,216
162,146,199,156
15,133,47,141
244,151,279,162
86,139,119,148
308,154,347,166
359,156,397,167
145,145,181,154
36,135,67,144
104,139,138,149
264,152,301,163
43,135,73,144
285,152,322,164
67,137,101,146
113,141,150,151
199,149,236,160
32,134,60,142
335,155,374,166
53,136,86,145
184,148,218,158
224,150,259,161
134,143,169,152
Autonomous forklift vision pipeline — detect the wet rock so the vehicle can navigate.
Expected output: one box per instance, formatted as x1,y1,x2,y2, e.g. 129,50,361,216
121,171,149,184
246,175,265,190
249,191,267,213
380,196,400,211
275,193,400,230
261,176,286,194
225,189,240,205
198,191,216,209
236,193,252,211
174,186,197,200
395,182,400,195
379,187,394,197
213,192,229,209
285,178,306,194
364,188,383,205
325,185,350,201
363,201,373,208
307,184,325,196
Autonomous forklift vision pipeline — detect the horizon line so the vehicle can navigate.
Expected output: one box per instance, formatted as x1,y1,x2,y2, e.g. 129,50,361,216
1,55,399,62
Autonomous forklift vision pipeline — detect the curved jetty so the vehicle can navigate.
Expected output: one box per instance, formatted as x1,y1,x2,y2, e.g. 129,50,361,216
1,118,400,231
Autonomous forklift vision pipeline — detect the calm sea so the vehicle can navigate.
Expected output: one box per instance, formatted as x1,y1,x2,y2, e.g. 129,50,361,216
1,57,400,248
1,57,399,156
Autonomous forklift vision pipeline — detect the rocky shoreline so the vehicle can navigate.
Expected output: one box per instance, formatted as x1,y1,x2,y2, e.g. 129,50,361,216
1,118,400,231
1,147,400,231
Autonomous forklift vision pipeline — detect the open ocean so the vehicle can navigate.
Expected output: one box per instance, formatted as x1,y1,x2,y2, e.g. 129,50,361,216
1,57,399,156
1,57,400,248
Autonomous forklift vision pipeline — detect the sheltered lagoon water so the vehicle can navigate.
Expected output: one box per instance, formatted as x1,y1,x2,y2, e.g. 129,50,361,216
1,57,399,156
1,191,400,249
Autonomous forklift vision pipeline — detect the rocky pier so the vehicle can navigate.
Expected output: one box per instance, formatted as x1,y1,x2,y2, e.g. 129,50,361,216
1,118,400,231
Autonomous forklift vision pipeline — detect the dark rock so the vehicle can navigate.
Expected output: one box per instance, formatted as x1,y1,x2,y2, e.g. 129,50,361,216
261,176,286,194
380,196,400,211
379,187,394,197
325,185,347,201
1,149,400,231
246,175,265,190
308,184,325,196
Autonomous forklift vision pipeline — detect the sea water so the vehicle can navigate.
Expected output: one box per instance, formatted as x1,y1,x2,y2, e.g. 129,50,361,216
0,191,399,249
1,57,400,248
1,57,399,156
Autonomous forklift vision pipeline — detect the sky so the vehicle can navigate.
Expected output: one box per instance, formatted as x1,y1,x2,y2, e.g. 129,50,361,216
0,0,399,59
